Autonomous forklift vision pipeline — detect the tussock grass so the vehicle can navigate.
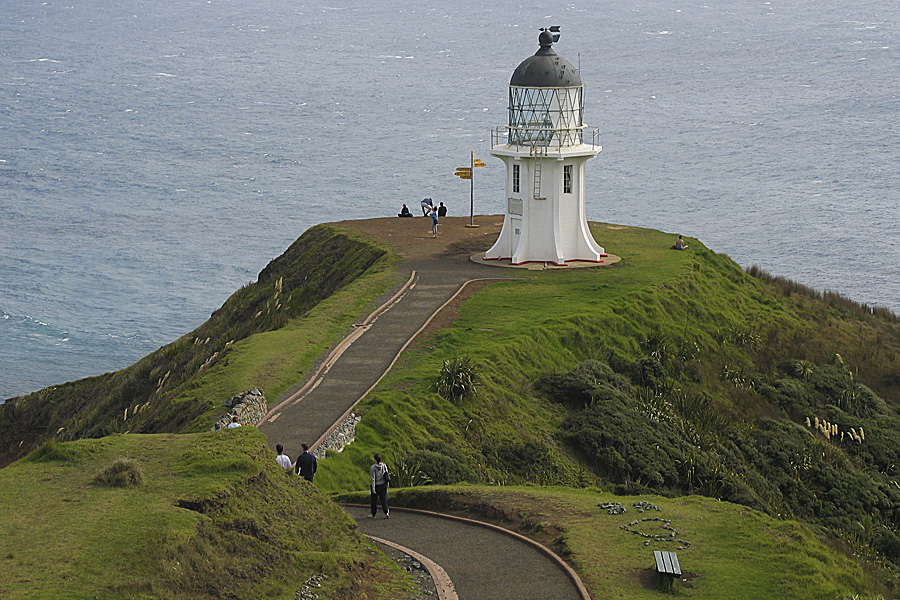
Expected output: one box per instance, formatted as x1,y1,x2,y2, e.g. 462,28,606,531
92,457,144,487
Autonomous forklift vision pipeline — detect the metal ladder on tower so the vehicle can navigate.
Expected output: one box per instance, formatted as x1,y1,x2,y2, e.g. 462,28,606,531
533,158,543,199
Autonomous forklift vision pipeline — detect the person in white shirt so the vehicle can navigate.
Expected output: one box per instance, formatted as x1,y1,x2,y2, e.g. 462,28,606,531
275,444,292,470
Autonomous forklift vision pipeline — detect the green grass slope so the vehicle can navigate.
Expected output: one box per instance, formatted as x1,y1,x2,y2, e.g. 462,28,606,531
0,428,414,600
5,219,900,598
314,222,900,594
0,224,400,467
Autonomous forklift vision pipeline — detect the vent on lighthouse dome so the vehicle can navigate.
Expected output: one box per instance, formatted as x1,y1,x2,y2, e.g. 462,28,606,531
510,27,582,88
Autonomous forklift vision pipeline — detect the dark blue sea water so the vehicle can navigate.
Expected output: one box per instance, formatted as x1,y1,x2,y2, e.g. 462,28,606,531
2,0,898,399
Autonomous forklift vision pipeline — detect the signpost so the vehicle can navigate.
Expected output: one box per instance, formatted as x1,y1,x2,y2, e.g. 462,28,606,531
455,151,487,227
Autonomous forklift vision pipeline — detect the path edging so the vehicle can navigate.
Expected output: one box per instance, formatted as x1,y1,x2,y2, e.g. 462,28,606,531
263,271,419,423
366,534,459,600
343,504,592,600
310,277,512,451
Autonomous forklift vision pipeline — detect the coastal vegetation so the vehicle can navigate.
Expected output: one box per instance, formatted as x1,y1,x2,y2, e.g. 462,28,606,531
3,220,900,598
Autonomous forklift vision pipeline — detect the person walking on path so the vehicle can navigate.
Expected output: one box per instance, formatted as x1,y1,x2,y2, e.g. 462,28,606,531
370,453,390,518
275,444,293,470
295,443,318,482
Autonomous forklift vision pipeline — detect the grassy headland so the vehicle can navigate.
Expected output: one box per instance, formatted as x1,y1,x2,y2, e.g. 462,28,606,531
315,221,900,596
3,218,900,598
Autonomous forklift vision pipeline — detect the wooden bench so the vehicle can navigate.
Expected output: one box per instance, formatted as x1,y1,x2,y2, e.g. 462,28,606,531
653,550,681,590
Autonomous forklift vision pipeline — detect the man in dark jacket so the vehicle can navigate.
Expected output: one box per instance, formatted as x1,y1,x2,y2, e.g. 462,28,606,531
295,443,318,482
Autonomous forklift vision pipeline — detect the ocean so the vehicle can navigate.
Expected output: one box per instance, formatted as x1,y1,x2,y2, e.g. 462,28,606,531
2,0,898,400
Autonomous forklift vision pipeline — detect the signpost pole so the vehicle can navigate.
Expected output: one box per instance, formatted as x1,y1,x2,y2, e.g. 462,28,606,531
455,153,483,228
470,150,475,227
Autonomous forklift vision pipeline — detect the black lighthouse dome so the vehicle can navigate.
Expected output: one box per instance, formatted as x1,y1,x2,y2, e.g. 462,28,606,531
510,29,582,88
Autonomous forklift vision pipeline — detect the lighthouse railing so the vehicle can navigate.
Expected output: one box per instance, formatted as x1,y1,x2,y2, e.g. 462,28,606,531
492,126,600,153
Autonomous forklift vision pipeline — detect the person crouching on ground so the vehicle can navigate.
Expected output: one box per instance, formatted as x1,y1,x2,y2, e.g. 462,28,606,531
670,235,688,250
370,453,390,518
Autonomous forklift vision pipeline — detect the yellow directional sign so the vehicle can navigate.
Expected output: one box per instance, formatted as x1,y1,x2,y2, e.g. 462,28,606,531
456,173,471,180
473,160,486,167
456,167,471,172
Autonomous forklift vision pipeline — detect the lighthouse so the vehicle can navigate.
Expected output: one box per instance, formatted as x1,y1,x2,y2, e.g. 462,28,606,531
484,27,605,265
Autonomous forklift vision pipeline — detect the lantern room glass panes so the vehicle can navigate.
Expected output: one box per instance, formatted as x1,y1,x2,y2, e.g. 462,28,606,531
508,86,584,148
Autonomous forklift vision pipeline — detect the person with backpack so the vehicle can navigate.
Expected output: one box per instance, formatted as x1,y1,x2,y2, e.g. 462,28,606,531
369,453,390,518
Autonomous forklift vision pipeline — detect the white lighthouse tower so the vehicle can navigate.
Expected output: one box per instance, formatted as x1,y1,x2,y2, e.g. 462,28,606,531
484,28,605,266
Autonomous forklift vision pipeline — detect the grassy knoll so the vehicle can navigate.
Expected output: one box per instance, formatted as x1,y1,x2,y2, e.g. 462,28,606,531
0,428,414,600
338,485,883,599
0,225,401,466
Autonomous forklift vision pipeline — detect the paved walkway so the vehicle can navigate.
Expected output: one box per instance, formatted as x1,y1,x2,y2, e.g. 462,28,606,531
258,246,508,454
346,505,587,600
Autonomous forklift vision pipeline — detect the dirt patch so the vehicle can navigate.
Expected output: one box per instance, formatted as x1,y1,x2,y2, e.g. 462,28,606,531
338,215,504,261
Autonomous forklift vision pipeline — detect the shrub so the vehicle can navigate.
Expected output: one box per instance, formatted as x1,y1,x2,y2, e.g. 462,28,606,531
391,454,433,488
93,457,144,488
402,450,474,485
493,440,557,483
433,356,478,403
535,360,634,408
874,528,900,561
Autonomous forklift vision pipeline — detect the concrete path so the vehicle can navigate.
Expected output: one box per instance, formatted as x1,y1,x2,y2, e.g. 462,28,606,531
346,505,588,600
258,249,507,454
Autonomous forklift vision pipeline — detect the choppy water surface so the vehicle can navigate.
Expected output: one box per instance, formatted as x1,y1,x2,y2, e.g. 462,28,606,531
1,0,898,398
